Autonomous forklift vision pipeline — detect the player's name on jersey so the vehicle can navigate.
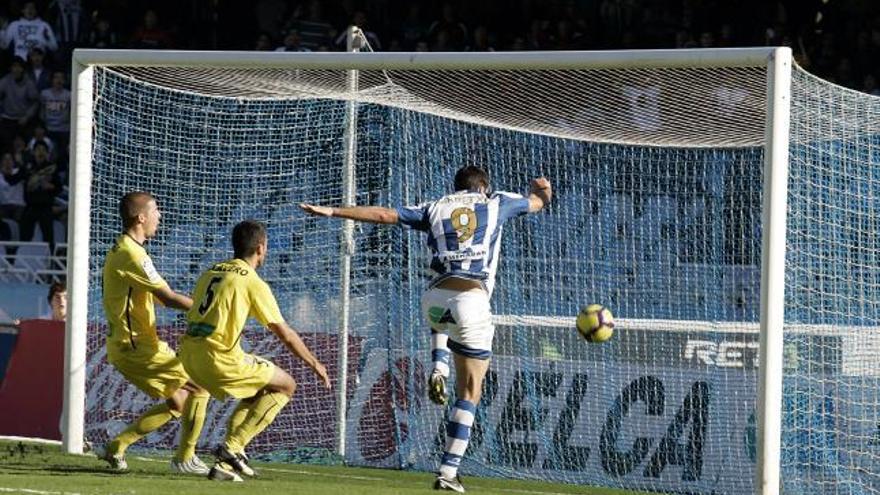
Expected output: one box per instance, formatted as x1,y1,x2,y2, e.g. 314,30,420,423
436,192,488,206
441,247,488,261
210,262,250,276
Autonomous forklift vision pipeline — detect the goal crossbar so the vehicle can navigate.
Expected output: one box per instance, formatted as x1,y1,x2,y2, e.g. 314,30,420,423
72,47,776,70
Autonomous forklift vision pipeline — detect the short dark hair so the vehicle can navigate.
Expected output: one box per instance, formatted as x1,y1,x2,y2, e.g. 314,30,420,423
232,220,267,258
47,281,66,303
453,166,490,192
119,191,155,229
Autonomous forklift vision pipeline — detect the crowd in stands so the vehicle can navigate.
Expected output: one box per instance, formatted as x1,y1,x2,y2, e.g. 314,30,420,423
237,1,875,93
0,2,69,259
0,0,877,269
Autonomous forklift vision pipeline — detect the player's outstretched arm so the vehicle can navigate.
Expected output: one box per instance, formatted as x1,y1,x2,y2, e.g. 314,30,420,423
299,203,399,224
153,285,193,311
267,321,332,389
528,177,552,213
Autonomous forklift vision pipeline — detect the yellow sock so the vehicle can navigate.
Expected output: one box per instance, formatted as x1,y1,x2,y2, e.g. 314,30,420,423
226,399,251,453
108,403,179,455
225,399,251,452
174,392,209,462
225,392,290,453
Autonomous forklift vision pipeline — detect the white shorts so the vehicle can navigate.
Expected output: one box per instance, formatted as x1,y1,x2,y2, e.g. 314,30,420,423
421,288,494,360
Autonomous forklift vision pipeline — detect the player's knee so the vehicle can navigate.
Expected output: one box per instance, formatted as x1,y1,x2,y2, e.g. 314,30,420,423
167,389,189,412
185,381,207,396
266,375,296,397
269,368,297,397
281,377,297,397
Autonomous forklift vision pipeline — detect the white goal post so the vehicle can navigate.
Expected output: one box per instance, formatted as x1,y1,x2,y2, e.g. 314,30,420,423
64,47,791,495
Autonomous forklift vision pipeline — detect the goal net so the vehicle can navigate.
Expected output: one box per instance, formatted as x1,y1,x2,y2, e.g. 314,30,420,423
67,47,880,495
782,69,880,495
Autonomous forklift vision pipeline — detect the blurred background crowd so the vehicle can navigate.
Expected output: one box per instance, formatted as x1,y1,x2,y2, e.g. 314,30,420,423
0,0,876,316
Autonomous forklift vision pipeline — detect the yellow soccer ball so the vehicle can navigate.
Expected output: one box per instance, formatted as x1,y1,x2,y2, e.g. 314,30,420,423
576,304,614,343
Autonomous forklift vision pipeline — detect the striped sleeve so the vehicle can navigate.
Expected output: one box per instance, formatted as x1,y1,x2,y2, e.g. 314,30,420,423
494,191,530,221
396,203,432,231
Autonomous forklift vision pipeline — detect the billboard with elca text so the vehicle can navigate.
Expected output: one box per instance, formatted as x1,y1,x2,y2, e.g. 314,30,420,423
345,320,880,494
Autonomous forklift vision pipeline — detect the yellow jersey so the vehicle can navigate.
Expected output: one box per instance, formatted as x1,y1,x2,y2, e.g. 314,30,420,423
102,234,168,352
183,258,284,355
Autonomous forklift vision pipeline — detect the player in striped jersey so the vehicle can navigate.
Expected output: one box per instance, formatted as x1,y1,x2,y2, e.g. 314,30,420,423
99,192,210,475
300,166,551,492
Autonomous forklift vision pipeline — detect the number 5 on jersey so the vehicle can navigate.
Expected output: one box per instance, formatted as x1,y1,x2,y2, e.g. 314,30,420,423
198,276,222,315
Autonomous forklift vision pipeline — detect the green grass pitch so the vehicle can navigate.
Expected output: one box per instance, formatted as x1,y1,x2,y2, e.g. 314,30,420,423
0,440,656,495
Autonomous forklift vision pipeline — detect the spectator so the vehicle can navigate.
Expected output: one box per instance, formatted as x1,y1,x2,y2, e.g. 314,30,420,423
635,6,669,47
698,31,715,48
43,281,66,321
717,24,736,47
386,38,402,51
20,141,61,253
0,151,25,219
86,17,117,49
527,19,550,50
0,58,39,148
335,11,381,50
0,152,26,250
335,0,359,30
811,33,837,76
40,71,70,164
275,30,310,52
50,0,82,48
599,0,635,41
853,30,873,73
467,25,494,51
508,36,527,50
400,4,427,50
561,1,593,47
2,2,58,61
675,30,696,48
863,74,880,97
551,20,583,50
430,29,452,51
28,125,55,159
27,47,51,92
253,0,287,41
427,3,467,50
253,32,273,51
285,0,334,51
11,135,32,168
620,29,637,49
130,10,172,49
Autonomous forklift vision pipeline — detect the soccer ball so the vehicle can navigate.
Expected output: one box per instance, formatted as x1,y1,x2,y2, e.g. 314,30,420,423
576,304,614,343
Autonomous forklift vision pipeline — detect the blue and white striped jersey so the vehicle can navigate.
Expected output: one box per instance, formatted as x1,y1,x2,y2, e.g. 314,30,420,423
396,190,530,295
